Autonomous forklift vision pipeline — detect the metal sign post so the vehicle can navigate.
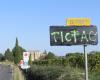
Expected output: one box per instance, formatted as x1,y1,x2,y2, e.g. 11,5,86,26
84,45,88,80
50,18,98,80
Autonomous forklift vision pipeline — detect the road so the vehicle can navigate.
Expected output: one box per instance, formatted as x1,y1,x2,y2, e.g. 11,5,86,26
0,64,13,80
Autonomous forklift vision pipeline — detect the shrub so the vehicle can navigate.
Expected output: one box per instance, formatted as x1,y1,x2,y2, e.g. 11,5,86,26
25,65,85,80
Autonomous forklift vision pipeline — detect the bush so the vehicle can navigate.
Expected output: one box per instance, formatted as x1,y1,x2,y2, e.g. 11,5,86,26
25,65,85,80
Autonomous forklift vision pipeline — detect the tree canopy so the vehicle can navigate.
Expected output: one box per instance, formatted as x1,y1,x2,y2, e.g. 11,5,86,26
5,48,13,61
12,38,26,64
45,52,56,59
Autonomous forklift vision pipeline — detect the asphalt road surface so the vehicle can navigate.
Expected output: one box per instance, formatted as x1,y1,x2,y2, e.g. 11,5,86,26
0,64,13,80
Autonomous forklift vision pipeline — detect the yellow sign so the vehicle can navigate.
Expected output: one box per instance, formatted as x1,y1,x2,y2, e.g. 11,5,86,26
67,18,91,26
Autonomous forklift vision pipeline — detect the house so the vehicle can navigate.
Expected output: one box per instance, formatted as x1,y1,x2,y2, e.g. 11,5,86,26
29,50,46,61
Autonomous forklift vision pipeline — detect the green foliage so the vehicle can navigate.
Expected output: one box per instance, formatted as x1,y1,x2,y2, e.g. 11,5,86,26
29,53,32,65
0,53,5,61
88,52,100,71
66,53,84,68
25,65,84,80
45,52,56,59
33,59,63,66
89,71,100,80
33,53,84,67
5,48,14,61
12,38,26,64
24,51,100,80
32,52,100,72
62,58,68,66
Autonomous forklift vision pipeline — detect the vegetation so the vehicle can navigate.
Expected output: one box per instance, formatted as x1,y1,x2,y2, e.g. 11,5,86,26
45,51,56,59
29,53,32,65
0,38,26,64
12,38,26,64
24,65,84,80
0,53,5,61
31,52,100,80
0,38,100,80
5,48,14,61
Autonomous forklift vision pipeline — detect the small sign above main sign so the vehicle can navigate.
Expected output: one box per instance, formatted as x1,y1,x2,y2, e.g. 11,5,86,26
50,26,98,46
67,18,91,26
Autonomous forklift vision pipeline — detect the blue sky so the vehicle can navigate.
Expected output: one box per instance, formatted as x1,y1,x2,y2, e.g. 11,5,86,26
0,0,100,56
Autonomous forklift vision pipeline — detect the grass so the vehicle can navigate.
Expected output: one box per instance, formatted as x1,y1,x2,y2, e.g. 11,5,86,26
89,71,100,80
26,65,85,80
12,64,25,80
1,61,100,80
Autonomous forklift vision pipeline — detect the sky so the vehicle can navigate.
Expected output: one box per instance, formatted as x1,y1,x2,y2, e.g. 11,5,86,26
0,0,100,56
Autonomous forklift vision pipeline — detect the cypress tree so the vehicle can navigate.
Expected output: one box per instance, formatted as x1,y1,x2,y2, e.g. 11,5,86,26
29,53,32,65
12,38,26,64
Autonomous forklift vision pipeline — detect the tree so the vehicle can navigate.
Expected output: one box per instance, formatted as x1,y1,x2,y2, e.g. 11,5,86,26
29,53,32,65
0,53,4,61
12,38,26,64
66,53,84,68
45,52,56,59
5,48,14,61
88,52,100,71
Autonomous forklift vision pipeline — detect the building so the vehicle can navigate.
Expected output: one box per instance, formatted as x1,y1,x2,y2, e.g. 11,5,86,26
29,50,46,61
